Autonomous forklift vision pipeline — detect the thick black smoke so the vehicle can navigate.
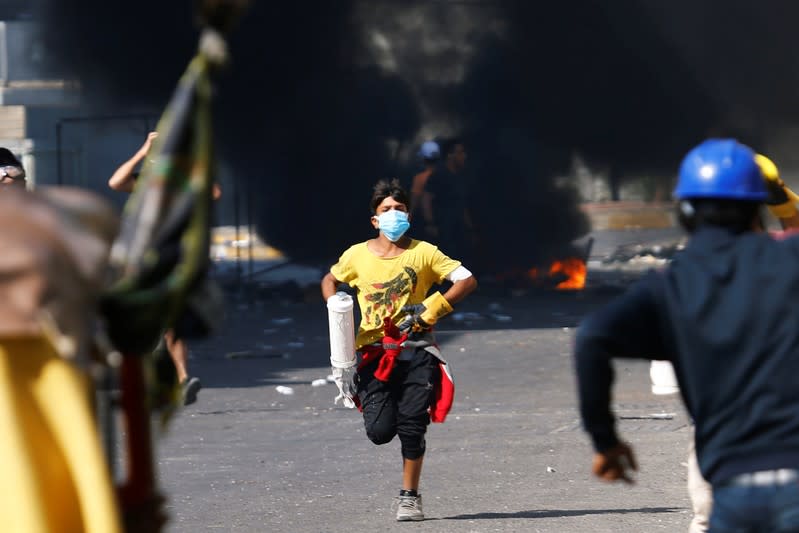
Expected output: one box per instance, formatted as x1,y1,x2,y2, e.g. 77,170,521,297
36,0,799,271
39,0,421,263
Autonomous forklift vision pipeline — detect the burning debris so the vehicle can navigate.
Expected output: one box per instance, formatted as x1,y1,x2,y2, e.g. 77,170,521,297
528,258,588,290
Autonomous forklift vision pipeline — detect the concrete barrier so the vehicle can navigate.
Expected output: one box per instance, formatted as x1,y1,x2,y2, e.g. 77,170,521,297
581,201,676,230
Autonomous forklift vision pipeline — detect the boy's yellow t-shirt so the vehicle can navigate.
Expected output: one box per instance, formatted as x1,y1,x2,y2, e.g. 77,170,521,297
330,239,461,348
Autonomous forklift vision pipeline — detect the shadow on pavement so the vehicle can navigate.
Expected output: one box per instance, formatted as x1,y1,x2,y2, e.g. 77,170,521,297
442,506,683,520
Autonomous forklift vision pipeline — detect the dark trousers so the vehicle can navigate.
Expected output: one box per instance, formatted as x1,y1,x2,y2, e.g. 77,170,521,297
357,348,439,460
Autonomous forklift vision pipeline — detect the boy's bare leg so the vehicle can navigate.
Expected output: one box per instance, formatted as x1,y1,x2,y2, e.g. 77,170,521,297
163,329,201,405
164,330,188,383
403,456,424,491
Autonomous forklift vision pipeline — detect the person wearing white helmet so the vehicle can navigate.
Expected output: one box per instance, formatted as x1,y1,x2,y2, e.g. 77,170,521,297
423,138,473,260
410,140,440,227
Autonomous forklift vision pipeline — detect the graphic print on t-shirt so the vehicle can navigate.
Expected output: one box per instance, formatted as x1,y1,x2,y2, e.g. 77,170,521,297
363,266,418,328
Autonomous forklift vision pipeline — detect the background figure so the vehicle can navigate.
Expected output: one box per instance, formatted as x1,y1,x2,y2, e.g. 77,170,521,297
411,140,439,222
108,132,203,406
422,138,474,263
107,132,157,193
0,148,27,188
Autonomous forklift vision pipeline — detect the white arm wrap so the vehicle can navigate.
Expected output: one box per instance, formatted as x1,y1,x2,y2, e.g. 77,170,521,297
445,265,472,282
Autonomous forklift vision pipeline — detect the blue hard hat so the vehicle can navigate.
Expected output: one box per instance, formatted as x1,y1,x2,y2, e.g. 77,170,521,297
418,140,440,160
674,139,767,201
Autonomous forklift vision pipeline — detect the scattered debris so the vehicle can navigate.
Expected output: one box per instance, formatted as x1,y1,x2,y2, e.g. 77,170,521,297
272,317,294,326
546,466,556,473
311,379,328,387
619,412,676,420
603,240,685,264
275,386,294,395
452,312,484,322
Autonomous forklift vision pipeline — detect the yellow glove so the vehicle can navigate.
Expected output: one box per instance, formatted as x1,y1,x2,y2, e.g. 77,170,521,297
397,291,453,332
756,153,799,218
419,291,453,325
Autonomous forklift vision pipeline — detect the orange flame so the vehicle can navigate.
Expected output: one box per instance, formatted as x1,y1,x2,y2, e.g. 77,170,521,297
549,258,587,289
527,258,587,290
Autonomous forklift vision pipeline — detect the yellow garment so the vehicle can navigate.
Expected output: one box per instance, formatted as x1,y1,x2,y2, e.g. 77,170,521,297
420,291,454,325
755,153,780,182
756,153,799,204
330,239,461,348
755,153,799,219
769,201,799,219
0,337,122,533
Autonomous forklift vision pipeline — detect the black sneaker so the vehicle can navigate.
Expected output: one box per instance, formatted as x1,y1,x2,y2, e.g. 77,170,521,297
181,376,202,406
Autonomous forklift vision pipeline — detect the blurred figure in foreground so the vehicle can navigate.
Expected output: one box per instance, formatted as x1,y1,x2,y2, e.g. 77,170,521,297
0,186,125,532
109,132,207,406
652,152,799,533
576,139,799,532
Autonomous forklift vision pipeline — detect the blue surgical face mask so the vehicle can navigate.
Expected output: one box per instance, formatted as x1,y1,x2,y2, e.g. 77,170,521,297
376,209,410,242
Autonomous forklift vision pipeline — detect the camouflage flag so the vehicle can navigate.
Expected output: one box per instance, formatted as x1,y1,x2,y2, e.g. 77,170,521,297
101,51,217,355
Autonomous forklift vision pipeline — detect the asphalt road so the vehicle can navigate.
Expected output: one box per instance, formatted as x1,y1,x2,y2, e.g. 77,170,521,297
151,277,695,533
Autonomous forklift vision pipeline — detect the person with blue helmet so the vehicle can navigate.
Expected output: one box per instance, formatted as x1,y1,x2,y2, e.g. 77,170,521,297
574,138,799,532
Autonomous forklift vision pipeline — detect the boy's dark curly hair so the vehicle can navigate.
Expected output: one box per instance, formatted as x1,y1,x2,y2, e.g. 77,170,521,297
370,178,410,214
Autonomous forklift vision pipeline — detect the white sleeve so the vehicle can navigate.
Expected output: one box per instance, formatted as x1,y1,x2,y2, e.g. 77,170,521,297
445,265,472,282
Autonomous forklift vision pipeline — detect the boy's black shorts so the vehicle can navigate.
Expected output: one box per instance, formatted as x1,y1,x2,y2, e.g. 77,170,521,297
357,348,439,459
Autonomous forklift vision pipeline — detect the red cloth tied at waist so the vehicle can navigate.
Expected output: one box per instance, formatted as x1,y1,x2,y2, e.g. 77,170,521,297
358,317,408,382
354,317,454,423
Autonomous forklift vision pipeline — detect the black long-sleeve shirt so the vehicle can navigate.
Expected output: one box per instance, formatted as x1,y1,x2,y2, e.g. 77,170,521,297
575,226,799,485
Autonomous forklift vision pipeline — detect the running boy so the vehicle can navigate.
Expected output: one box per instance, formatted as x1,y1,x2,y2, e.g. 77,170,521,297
321,178,477,522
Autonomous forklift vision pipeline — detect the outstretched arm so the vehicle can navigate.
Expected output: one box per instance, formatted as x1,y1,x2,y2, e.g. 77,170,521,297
108,132,158,192
575,276,665,483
